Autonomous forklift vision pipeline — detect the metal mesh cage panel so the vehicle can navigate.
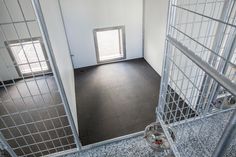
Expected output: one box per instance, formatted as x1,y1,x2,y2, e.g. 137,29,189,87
157,0,236,157
0,0,78,156
0,149,12,157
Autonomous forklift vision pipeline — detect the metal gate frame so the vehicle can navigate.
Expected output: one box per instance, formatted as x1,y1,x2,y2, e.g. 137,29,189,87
0,0,82,156
31,0,82,149
157,0,236,156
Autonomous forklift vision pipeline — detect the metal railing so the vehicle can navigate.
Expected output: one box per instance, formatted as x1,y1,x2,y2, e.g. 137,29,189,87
0,0,81,156
157,0,236,156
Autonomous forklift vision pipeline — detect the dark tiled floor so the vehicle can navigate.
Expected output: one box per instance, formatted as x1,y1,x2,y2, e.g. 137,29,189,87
75,58,161,145
0,75,76,157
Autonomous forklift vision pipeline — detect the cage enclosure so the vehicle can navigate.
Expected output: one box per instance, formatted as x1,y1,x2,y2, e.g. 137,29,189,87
157,0,236,157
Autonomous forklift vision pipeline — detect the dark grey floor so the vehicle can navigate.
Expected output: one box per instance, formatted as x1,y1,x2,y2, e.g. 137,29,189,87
75,58,161,145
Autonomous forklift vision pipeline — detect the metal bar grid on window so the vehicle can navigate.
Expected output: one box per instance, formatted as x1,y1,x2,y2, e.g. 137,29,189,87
0,0,79,156
157,0,236,157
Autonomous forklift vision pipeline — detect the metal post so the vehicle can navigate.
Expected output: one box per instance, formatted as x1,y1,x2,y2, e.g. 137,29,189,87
157,0,176,115
31,0,82,149
198,0,235,111
211,35,236,108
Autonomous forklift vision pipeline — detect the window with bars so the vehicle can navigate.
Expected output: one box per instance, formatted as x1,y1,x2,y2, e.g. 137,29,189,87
6,38,50,76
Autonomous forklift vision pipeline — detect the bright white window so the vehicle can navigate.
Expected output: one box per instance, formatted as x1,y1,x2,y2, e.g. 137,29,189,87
94,26,125,62
8,39,49,75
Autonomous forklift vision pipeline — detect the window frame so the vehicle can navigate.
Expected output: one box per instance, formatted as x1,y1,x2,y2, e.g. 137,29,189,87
93,26,126,64
5,37,51,77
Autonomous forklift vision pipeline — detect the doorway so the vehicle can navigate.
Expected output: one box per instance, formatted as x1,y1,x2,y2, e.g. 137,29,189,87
93,26,126,63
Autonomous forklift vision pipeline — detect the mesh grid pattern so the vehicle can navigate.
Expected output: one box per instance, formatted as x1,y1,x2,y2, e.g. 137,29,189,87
169,0,236,84
0,0,77,156
0,149,11,157
158,0,236,156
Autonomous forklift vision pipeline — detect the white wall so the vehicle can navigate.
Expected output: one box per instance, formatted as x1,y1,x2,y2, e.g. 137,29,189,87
143,0,206,109
40,0,78,130
144,0,168,75
0,0,40,81
60,0,143,68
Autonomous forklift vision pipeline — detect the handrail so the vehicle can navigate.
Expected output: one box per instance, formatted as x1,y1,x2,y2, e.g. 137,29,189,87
167,35,236,97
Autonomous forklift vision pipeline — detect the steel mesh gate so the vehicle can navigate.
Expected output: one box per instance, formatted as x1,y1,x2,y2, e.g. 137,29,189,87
157,0,236,157
0,0,80,156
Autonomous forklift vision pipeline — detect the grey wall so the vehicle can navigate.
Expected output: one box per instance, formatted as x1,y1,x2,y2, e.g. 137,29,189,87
143,0,168,76
59,0,143,68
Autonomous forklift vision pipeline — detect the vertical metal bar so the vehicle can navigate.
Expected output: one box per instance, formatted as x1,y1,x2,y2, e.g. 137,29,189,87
142,0,145,57
213,23,236,87
199,0,235,109
0,132,17,157
157,0,175,115
58,0,75,68
31,0,82,149
118,29,122,55
188,0,212,110
212,35,236,107
210,0,234,66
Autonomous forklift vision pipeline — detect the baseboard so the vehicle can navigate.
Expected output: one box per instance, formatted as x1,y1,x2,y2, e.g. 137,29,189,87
74,57,145,70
